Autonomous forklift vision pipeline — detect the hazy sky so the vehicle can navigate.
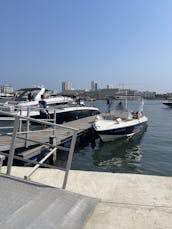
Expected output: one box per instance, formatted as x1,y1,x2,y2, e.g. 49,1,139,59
0,0,171,92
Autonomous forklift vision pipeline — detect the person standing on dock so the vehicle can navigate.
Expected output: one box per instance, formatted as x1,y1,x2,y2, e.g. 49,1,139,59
39,94,49,129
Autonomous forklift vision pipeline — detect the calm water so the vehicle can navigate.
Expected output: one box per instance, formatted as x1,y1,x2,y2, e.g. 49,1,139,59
57,99,172,177
1,98,171,176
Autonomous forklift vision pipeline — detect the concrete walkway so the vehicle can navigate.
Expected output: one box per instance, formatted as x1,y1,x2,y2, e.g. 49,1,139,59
2,167,172,229
0,174,98,229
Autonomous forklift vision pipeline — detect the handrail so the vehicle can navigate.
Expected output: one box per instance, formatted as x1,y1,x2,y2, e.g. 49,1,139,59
0,151,65,170
0,110,78,131
0,109,79,189
7,116,20,175
62,130,78,189
24,147,58,180
0,126,13,129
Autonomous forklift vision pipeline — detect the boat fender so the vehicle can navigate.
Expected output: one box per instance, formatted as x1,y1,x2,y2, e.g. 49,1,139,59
95,115,101,120
116,118,122,123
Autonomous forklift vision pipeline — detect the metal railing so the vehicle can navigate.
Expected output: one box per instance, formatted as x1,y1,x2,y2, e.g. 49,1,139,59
0,110,79,189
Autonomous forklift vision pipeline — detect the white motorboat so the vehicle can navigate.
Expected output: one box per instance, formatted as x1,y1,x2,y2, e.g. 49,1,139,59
0,86,100,123
163,98,172,107
4,86,73,107
93,99,148,142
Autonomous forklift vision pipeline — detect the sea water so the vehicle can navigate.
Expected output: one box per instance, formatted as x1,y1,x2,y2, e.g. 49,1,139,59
56,99,172,177
1,98,172,176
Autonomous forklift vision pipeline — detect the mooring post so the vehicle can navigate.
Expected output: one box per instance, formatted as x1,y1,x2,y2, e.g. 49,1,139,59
49,135,57,164
0,155,5,172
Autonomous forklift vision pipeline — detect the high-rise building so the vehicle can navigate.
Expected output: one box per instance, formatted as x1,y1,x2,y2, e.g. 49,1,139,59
95,82,98,91
91,81,98,91
62,80,72,92
107,84,113,89
62,82,65,92
1,84,14,93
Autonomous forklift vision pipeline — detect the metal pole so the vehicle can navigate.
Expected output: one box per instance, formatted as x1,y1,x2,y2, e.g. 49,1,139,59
19,107,22,132
125,89,128,110
25,107,30,148
24,147,57,180
7,116,20,175
53,109,56,135
62,130,78,189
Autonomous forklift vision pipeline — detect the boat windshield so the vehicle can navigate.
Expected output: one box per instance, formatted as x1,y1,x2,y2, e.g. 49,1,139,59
106,102,131,120
115,102,127,111
15,88,41,101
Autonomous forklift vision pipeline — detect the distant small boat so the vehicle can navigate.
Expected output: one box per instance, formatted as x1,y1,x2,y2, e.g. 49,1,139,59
87,98,96,101
163,98,172,107
84,97,96,101
93,98,148,142
0,93,14,98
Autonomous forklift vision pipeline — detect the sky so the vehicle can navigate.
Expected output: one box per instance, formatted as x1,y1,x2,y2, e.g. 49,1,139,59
0,0,172,93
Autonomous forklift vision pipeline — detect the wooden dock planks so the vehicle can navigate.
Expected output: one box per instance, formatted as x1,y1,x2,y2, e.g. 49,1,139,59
0,116,96,152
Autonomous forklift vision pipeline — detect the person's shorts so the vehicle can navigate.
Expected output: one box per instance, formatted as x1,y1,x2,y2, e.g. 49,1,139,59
40,112,48,119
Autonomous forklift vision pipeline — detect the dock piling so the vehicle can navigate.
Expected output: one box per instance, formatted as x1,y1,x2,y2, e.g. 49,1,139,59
0,154,5,172
49,135,57,163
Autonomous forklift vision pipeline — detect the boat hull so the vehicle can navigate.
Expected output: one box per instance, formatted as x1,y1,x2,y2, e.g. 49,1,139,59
0,106,100,124
93,116,148,142
55,108,99,124
163,102,172,107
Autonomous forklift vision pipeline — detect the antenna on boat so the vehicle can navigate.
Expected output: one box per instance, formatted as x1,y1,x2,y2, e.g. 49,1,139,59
125,89,128,110
106,97,113,113
139,97,144,114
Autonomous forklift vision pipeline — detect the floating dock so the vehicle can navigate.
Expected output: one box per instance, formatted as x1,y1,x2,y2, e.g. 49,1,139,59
0,116,96,152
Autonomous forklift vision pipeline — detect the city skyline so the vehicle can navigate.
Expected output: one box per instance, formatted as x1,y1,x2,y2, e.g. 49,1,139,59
0,81,159,95
0,0,172,93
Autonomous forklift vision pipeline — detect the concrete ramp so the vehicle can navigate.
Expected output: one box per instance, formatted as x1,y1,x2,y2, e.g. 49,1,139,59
0,174,99,229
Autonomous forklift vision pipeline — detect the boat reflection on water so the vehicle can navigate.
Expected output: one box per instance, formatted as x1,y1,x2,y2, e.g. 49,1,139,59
92,125,147,174
55,125,147,173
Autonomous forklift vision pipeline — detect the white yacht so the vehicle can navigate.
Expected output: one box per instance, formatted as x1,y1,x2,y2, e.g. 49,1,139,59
0,86,100,123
